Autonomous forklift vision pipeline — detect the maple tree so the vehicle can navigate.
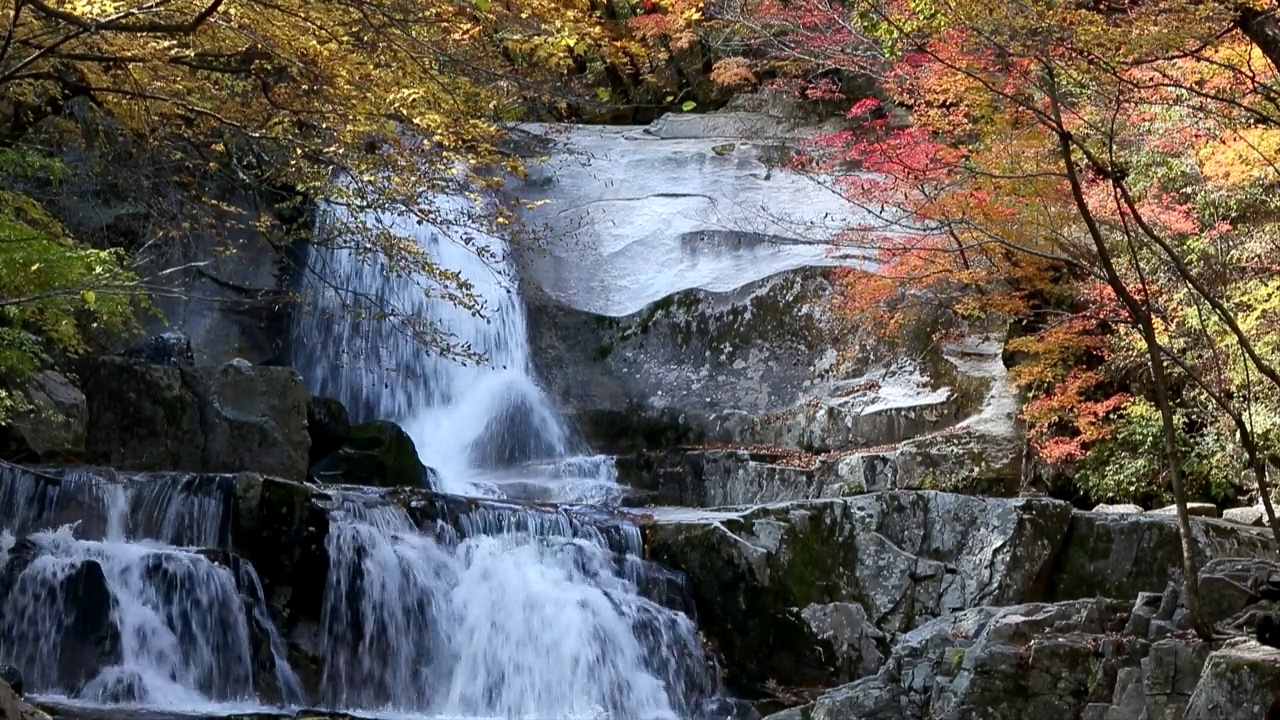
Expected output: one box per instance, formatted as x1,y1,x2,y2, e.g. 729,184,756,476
713,0,1280,635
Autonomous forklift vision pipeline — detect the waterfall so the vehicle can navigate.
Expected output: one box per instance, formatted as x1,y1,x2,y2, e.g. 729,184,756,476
314,494,718,718
0,467,303,710
0,179,725,718
294,193,620,501
289,188,724,717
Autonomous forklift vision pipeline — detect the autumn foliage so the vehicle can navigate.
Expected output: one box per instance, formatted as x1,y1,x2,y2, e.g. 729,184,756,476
714,0,1280,510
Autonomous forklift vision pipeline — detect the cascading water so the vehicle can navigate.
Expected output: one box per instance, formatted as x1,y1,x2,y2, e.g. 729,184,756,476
0,467,303,710
294,192,619,500
291,187,726,717
315,493,718,718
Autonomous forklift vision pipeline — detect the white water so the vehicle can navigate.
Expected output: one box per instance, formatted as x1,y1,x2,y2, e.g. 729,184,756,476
290,189,723,717
316,497,714,719
0,468,303,709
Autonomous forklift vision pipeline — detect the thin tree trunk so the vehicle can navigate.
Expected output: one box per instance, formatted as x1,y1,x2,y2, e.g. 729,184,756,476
1048,85,1211,638
1144,330,1213,639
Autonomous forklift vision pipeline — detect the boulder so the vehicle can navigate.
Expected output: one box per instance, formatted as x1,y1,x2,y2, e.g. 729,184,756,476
0,676,48,720
1223,506,1269,527
1184,640,1280,719
1195,558,1280,630
799,602,887,682
196,361,310,480
1151,502,1221,518
306,397,350,467
79,357,310,480
310,420,432,489
5,371,86,461
644,491,1073,689
118,332,195,368
1093,503,1144,514
763,677,905,720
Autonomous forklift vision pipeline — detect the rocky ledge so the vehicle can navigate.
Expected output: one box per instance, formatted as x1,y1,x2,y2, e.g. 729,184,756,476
642,492,1280,718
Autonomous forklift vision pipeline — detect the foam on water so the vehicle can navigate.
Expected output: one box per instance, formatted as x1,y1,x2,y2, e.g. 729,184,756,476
1,179,724,718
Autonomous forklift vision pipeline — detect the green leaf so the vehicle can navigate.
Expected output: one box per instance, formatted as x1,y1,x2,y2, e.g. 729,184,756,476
81,290,96,307
681,100,697,112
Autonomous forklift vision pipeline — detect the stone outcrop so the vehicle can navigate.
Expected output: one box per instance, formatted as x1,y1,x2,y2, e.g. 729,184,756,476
4,371,87,462
1184,640,1280,719
78,357,310,480
514,116,1020,490
645,491,1279,698
765,563,1280,720
765,598,1220,720
644,492,1074,688
1051,512,1275,602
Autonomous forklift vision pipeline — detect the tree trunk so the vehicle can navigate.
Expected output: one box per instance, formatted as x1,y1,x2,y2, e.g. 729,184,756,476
1142,327,1213,639
1237,4,1280,74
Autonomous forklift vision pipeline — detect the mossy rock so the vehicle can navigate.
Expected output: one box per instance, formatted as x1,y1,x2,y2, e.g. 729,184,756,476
310,419,429,489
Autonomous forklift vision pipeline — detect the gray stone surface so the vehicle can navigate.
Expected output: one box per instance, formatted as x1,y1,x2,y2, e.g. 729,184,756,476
1151,502,1221,518
1050,512,1276,602
1093,503,1144,514
1184,640,1280,720
799,602,887,682
645,491,1073,688
1223,505,1269,526
764,599,1226,720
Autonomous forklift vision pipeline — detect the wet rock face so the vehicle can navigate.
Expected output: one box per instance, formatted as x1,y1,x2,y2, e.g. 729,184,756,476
78,357,310,480
527,269,839,454
0,546,122,695
119,332,196,368
305,396,351,467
